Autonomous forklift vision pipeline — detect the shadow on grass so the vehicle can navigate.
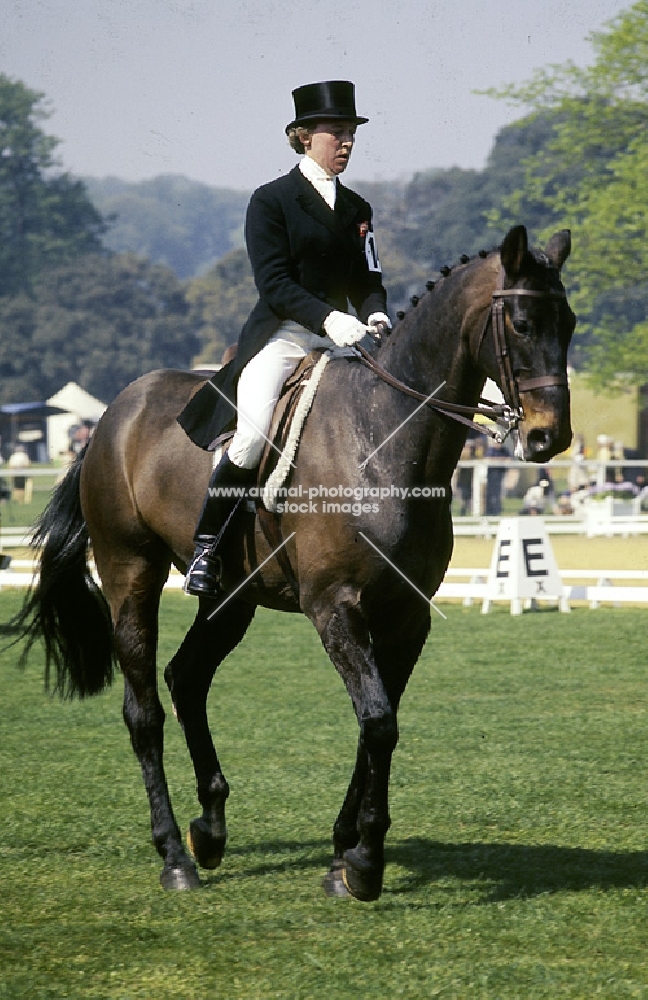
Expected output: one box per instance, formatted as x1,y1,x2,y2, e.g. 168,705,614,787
201,838,332,886
201,836,648,901
389,838,648,901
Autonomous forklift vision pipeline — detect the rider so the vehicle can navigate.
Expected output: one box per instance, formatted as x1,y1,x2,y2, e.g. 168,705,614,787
178,80,391,597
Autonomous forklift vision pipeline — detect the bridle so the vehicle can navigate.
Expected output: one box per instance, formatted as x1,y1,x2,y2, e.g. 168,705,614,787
485,287,569,425
356,280,568,443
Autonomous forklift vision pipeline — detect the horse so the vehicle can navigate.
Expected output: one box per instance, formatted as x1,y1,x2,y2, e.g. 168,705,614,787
7,224,575,900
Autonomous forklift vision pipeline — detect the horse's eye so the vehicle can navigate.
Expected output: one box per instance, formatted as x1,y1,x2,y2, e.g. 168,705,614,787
514,319,530,336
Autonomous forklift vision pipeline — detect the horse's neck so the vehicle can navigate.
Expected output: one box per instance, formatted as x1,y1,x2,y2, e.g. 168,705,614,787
371,260,496,476
377,262,495,405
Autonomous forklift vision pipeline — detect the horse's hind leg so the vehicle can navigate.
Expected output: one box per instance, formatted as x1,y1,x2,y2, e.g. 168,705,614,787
164,597,256,871
105,550,201,890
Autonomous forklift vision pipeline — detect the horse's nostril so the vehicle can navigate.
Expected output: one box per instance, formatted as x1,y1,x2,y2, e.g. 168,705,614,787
527,428,552,453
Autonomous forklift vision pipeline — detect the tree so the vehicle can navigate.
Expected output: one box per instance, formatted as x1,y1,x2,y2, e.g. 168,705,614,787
187,248,258,365
0,292,43,401
0,74,105,297
0,253,199,403
486,1,648,383
84,175,249,279
366,115,564,316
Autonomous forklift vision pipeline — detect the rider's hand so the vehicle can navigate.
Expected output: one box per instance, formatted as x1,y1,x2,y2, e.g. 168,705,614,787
367,312,392,334
323,311,369,347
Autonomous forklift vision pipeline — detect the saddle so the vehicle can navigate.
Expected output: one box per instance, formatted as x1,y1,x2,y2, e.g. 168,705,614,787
208,348,329,600
210,349,327,488
258,348,328,489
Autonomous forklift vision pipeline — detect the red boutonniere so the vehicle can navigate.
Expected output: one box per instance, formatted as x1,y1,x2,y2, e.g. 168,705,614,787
358,221,370,238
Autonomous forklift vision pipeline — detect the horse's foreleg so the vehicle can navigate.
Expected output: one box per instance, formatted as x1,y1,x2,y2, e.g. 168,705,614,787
113,575,200,890
164,597,256,872
317,596,398,902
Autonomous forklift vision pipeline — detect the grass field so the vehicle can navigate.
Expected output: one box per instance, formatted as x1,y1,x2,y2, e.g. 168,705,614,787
0,472,62,529
450,533,648,573
1,590,647,998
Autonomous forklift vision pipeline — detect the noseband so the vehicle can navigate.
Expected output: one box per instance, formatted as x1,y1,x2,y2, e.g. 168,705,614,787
356,283,568,443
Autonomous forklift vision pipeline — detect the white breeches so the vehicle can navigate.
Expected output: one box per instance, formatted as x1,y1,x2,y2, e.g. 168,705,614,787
228,322,333,469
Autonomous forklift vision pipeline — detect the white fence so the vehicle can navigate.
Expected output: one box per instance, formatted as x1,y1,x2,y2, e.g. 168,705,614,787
455,457,648,535
0,528,31,548
2,458,648,535
439,568,648,609
2,560,647,609
453,511,648,538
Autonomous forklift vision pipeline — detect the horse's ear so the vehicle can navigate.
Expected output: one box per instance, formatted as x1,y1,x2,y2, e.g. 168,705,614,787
500,225,528,278
545,229,571,271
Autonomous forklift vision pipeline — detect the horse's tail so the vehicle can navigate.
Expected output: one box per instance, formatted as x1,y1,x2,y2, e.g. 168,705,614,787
1,446,115,698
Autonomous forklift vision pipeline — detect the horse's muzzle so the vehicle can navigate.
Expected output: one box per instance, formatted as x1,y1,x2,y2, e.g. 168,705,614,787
519,421,572,463
518,390,572,463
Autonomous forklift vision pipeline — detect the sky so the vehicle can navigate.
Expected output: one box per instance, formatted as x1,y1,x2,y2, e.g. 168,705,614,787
0,0,633,192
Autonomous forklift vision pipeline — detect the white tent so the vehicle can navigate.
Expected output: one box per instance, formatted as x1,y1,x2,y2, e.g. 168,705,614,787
46,383,106,460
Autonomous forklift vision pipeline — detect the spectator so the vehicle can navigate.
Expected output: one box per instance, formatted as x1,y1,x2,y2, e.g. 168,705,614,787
520,468,554,516
485,439,507,515
568,434,588,493
7,445,31,503
456,439,475,516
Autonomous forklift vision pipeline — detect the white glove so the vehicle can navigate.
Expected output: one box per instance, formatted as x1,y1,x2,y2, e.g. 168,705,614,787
367,312,392,332
323,311,369,347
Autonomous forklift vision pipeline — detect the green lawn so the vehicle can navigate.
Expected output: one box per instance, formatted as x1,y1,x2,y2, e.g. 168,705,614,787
450,533,648,572
0,592,647,998
0,470,61,528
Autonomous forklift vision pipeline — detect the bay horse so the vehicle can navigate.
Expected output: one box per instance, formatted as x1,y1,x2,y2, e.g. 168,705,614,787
8,225,574,900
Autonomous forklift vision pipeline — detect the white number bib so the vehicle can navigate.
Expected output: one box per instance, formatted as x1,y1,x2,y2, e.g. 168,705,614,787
364,231,382,273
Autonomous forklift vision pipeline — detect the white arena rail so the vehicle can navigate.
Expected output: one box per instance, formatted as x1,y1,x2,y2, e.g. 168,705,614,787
2,561,647,609
452,513,648,537
4,510,648,550
439,568,648,608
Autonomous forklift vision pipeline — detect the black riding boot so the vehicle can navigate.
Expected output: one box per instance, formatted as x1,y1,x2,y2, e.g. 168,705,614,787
185,452,255,597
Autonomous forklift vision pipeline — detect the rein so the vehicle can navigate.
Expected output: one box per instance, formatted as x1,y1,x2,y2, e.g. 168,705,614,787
356,284,568,444
355,343,508,441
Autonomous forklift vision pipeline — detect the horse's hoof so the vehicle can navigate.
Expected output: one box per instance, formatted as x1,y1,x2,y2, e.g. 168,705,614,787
159,863,202,891
322,860,351,898
187,818,226,870
342,847,383,902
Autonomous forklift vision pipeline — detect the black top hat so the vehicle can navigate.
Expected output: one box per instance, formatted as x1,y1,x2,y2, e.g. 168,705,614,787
285,80,368,133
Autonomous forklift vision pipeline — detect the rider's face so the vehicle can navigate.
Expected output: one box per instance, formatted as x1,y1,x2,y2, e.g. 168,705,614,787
303,121,357,177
